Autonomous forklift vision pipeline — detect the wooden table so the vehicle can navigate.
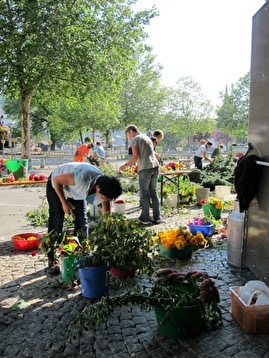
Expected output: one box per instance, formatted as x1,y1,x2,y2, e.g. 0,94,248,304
0,180,47,186
159,170,191,206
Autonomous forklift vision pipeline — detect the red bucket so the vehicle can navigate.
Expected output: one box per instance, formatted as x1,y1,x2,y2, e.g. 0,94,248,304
12,233,41,251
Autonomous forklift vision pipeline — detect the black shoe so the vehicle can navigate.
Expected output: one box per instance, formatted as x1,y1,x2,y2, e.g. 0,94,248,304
151,219,165,225
138,221,152,226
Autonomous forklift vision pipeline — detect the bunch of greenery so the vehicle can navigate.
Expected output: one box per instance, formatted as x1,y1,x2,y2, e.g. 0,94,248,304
78,213,154,273
69,268,222,335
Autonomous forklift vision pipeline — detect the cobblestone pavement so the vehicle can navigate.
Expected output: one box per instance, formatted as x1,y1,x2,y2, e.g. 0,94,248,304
1,180,269,357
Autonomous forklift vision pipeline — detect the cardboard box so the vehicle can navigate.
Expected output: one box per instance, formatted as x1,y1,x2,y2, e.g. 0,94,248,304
230,286,269,333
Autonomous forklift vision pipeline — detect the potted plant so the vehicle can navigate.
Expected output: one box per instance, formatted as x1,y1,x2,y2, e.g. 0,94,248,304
69,268,222,340
87,213,154,278
153,226,207,260
200,197,223,219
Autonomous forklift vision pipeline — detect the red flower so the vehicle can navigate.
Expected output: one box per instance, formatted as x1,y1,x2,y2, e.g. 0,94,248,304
31,251,38,256
200,199,207,205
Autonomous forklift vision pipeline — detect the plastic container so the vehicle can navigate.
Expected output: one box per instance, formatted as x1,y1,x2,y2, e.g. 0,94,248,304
195,188,210,205
159,244,193,260
215,185,231,200
6,159,28,180
78,266,109,299
227,212,245,268
12,233,41,250
230,286,269,333
188,224,215,237
113,201,126,214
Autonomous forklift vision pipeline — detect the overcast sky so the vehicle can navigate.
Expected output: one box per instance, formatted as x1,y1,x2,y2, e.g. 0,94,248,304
134,0,266,105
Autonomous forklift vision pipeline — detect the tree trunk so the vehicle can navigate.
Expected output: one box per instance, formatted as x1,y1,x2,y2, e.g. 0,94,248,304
21,94,32,159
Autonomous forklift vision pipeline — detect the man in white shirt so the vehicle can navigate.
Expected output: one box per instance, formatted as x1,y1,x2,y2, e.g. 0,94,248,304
194,141,212,169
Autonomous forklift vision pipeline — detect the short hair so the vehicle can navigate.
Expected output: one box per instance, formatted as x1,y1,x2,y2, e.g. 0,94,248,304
219,144,224,149
125,125,139,134
206,141,213,146
96,142,101,145
97,176,123,200
153,129,164,140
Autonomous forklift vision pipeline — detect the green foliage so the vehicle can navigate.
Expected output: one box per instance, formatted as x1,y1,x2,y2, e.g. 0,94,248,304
217,73,250,142
188,148,237,190
82,213,154,272
69,269,222,335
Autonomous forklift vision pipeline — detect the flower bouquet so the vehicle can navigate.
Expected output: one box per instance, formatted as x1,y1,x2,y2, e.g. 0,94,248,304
161,161,180,171
153,227,207,259
188,216,216,237
200,197,223,220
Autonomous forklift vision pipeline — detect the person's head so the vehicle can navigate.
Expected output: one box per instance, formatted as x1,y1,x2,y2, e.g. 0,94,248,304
219,144,224,150
96,175,122,201
84,137,91,143
206,141,212,149
125,125,139,139
96,142,101,146
153,129,164,142
88,143,94,148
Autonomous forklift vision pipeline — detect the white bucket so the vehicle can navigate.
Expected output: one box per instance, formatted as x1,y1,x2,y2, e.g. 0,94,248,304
215,185,231,200
234,199,240,212
114,202,126,214
164,194,178,208
196,187,210,204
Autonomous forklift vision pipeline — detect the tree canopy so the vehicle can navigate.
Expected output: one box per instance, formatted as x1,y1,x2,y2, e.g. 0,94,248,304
0,0,158,158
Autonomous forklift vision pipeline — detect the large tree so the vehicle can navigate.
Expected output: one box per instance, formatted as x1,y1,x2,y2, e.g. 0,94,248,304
119,45,167,135
217,73,250,143
166,76,215,150
0,0,157,158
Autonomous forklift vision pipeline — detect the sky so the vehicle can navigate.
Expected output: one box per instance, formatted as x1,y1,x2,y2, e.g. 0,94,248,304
134,0,266,105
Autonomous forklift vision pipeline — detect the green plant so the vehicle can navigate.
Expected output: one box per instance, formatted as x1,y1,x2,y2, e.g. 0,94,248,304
79,213,154,273
69,268,222,334
26,197,49,226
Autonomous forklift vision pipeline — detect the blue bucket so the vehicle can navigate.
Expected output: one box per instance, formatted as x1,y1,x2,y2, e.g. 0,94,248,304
78,266,109,299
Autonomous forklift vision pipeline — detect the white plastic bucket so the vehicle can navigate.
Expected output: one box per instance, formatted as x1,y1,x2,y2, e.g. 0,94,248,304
164,194,177,208
195,188,210,204
114,202,126,214
215,185,231,200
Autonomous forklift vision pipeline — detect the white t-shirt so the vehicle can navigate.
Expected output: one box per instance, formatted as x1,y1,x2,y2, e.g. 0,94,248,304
195,144,207,158
50,162,102,202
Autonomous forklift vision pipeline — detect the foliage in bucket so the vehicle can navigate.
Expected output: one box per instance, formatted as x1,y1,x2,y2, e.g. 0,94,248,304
79,213,154,273
69,269,222,337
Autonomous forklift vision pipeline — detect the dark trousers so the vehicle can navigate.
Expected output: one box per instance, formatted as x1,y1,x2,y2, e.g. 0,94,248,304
194,156,203,170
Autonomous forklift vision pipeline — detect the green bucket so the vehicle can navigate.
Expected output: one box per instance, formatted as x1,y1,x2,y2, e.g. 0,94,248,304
60,255,78,282
6,159,28,180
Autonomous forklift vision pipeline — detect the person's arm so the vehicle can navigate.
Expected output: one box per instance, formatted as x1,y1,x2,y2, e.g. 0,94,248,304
202,150,212,162
102,200,111,214
119,145,139,171
52,173,76,215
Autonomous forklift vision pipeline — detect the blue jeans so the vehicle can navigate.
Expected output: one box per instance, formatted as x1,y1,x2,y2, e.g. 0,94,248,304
46,177,88,237
138,167,161,222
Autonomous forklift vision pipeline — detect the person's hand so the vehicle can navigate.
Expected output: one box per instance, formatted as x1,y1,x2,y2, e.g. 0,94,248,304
119,164,126,172
62,200,75,215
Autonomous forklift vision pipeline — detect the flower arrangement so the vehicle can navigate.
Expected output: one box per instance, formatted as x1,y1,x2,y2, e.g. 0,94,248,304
200,197,223,209
69,268,222,336
154,226,207,250
56,235,82,257
161,161,180,171
121,163,138,176
0,157,6,173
